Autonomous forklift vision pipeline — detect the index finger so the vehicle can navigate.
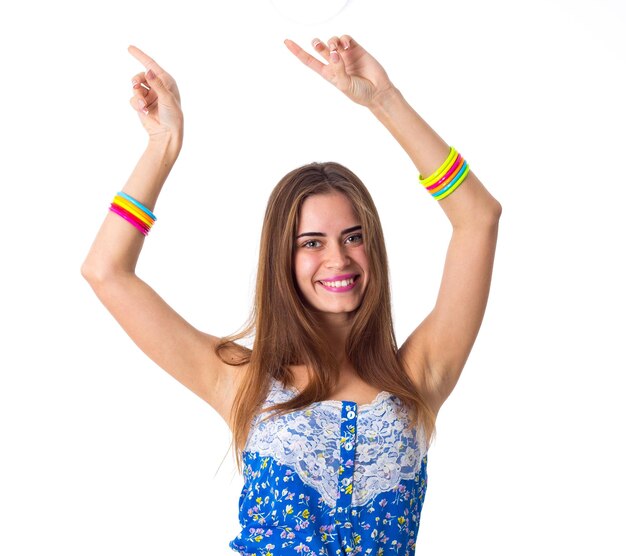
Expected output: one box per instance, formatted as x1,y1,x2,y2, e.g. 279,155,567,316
127,45,165,74
284,39,325,77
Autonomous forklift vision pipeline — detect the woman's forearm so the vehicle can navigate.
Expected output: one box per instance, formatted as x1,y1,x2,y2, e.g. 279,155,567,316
81,134,182,280
370,87,501,228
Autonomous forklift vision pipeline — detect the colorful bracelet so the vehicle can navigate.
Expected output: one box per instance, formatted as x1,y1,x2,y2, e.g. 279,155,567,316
419,146,470,201
116,190,157,221
113,196,154,227
109,192,157,236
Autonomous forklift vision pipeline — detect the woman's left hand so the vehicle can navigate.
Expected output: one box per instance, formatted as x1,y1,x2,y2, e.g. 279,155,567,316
284,35,394,108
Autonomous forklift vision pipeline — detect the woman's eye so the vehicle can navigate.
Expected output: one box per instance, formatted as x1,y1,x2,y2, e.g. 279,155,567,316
346,234,363,244
303,240,321,248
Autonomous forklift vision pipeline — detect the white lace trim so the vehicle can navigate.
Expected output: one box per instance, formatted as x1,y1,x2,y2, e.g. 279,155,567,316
244,378,427,508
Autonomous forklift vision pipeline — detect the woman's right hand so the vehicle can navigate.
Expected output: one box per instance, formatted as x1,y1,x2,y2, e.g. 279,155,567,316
128,45,184,142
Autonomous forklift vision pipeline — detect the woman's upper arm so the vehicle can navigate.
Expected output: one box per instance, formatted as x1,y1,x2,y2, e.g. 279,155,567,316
82,270,238,418
400,214,501,414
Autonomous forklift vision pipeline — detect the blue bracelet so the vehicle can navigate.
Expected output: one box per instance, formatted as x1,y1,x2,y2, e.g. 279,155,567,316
116,191,157,221
433,161,468,199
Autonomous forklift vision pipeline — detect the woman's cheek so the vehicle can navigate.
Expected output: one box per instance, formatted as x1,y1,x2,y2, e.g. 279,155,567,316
296,252,317,279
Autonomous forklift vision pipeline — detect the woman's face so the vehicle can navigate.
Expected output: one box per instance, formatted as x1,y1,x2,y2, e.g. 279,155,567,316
293,191,369,322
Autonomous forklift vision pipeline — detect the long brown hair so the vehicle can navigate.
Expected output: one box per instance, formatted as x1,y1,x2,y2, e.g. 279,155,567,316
216,162,436,472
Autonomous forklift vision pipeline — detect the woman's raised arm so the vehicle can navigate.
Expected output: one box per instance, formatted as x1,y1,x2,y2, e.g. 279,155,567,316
81,47,236,423
285,35,502,415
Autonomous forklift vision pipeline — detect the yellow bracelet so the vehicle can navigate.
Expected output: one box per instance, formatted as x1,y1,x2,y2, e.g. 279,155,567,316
419,146,457,186
113,196,154,227
113,196,153,224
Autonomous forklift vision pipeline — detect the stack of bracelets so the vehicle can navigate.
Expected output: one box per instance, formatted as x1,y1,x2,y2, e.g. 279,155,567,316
419,146,470,200
109,191,157,236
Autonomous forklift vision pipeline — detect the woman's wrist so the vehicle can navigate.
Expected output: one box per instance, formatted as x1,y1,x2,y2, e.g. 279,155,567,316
369,85,405,118
148,131,183,160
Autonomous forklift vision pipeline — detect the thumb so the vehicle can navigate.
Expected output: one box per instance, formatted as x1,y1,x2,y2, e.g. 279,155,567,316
145,68,168,96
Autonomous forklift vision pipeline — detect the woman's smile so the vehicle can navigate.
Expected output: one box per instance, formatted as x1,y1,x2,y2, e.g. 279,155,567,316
318,274,361,292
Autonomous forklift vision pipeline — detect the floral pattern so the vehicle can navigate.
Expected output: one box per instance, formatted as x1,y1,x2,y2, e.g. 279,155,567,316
229,378,428,555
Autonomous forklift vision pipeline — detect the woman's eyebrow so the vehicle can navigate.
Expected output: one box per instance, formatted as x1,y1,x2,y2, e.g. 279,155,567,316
296,225,362,239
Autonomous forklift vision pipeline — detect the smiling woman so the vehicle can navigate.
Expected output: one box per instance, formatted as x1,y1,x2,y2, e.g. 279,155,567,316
215,159,439,554
82,34,500,555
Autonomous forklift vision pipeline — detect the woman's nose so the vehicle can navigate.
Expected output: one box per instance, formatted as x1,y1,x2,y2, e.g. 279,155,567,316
325,242,350,269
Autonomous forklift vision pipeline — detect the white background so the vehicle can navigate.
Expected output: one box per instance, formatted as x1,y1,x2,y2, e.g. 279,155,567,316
1,0,625,554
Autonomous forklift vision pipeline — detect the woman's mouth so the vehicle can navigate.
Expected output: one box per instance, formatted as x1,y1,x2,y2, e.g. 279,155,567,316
318,275,359,292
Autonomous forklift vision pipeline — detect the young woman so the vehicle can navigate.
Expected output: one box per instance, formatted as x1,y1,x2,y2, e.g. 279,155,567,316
81,34,501,555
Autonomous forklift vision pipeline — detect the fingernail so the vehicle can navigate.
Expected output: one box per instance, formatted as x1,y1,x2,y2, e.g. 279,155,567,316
146,69,155,80
343,39,350,50
138,98,146,109
330,50,339,63
131,79,138,87
313,39,321,48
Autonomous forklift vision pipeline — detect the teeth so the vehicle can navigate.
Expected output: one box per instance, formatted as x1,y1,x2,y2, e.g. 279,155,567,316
321,277,355,288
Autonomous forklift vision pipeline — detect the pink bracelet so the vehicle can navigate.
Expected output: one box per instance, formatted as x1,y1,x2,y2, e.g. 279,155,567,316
426,154,463,191
419,146,470,201
108,191,157,235
111,201,152,231
109,204,149,235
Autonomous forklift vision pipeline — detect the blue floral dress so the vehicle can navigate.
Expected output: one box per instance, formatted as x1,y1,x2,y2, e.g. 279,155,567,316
229,377,429,555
